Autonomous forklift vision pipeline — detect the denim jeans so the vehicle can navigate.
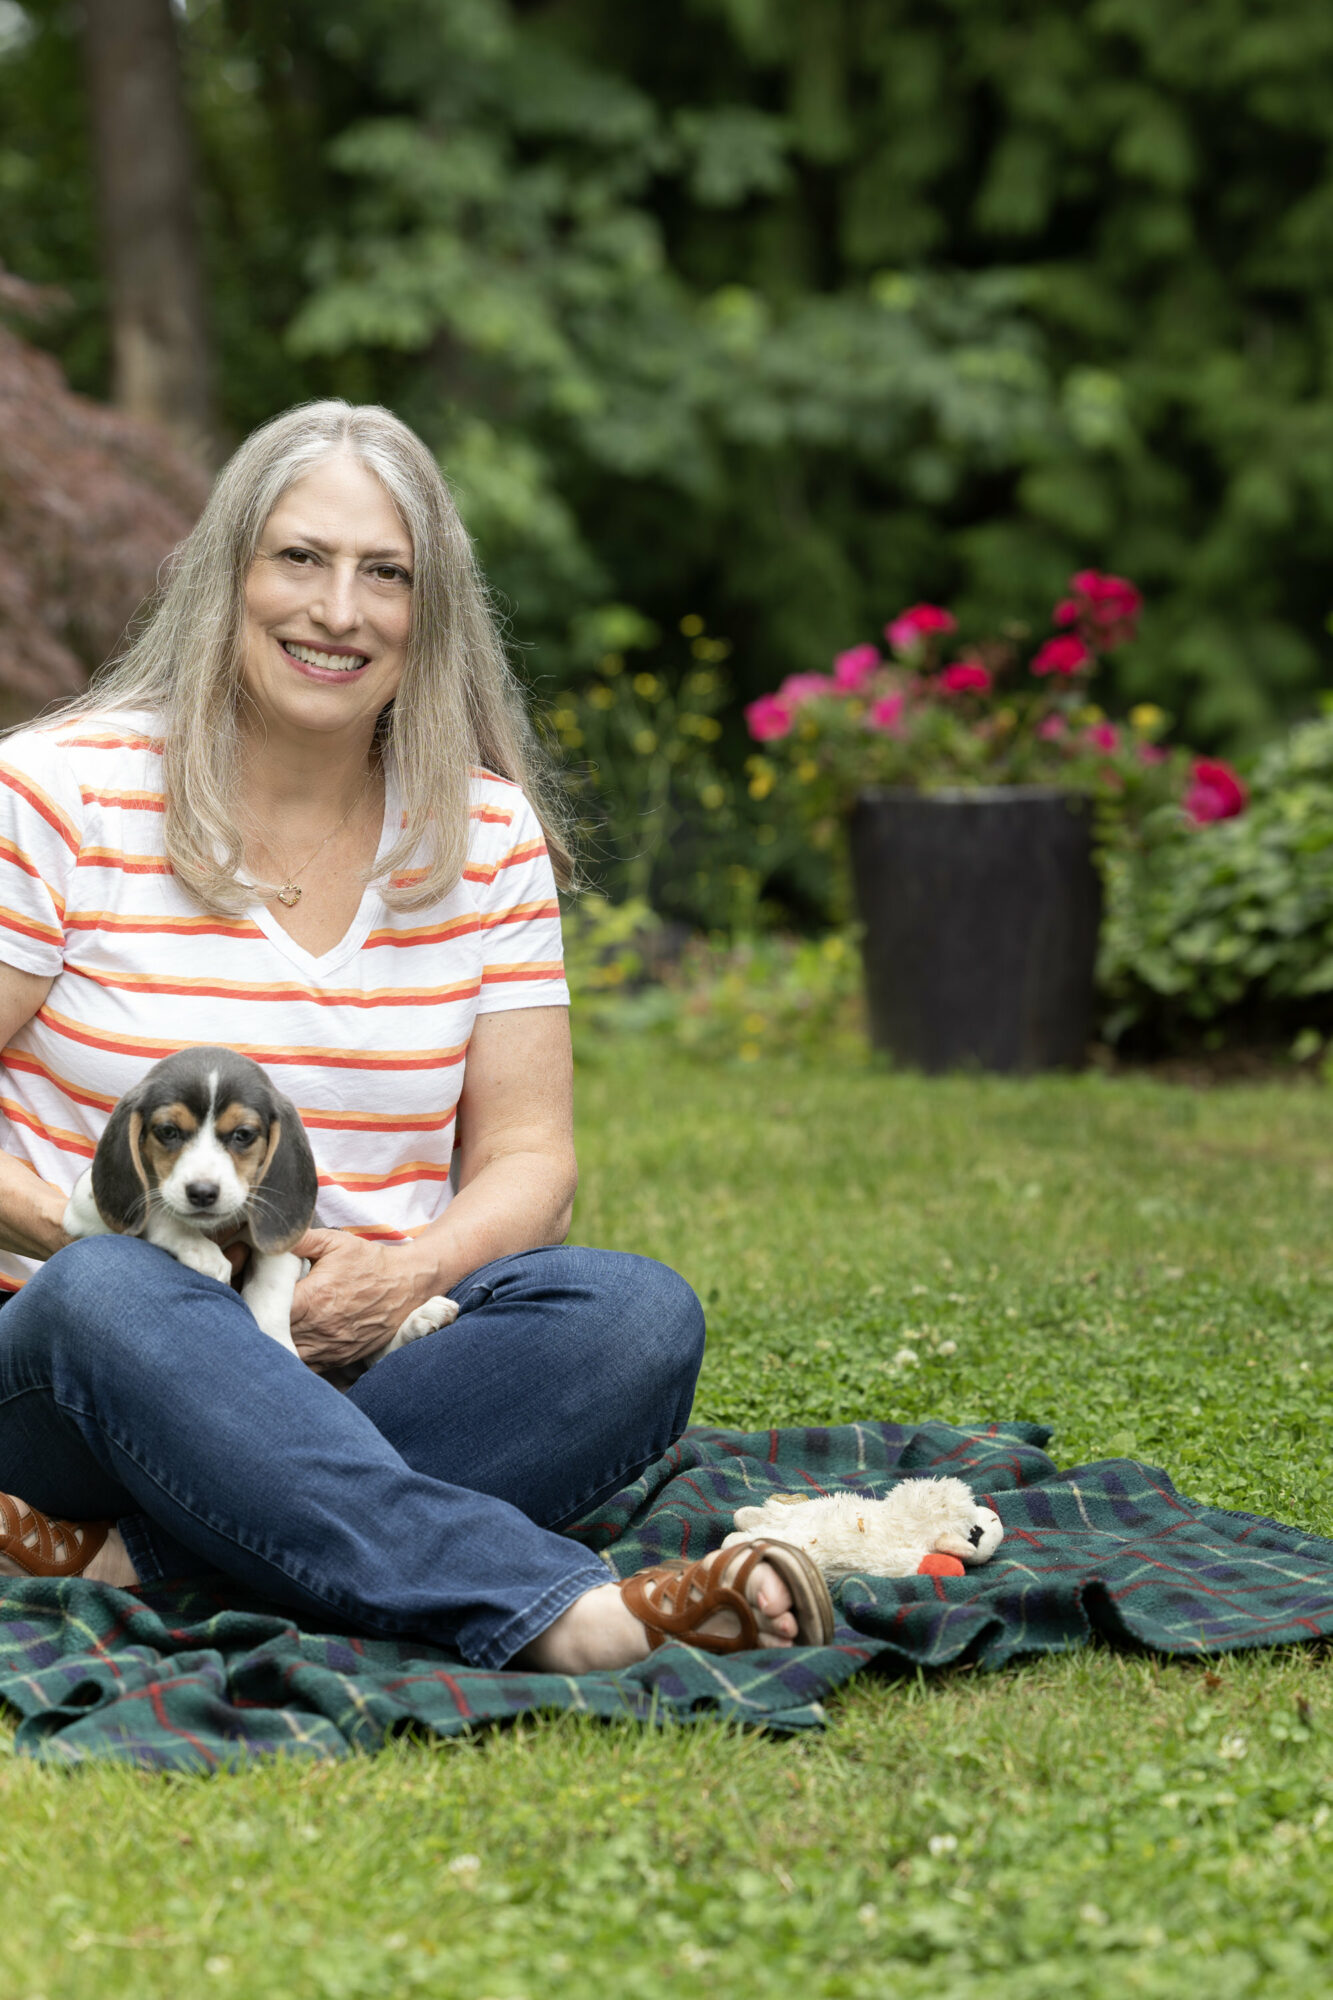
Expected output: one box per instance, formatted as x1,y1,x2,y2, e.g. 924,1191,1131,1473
0,1235,705,1668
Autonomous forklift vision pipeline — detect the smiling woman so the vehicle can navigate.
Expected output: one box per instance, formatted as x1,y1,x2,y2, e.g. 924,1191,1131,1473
0,400,830,1672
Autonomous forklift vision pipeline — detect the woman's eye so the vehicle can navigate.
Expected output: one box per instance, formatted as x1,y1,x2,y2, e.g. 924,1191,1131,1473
373,564,411,585
280,547,317,566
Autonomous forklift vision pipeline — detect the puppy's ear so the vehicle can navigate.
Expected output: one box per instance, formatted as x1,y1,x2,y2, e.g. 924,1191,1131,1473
248,1093,319,1253
91,1096,151,1235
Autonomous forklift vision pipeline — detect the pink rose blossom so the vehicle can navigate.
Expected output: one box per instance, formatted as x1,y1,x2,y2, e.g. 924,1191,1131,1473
1185,758,1247,824
1053,570,1142,649
1137,742,1168,766
885,603,956,656
744,694,793,741
864,692,906,734
1031,634,1092,677
938,661,992,695
777,672,837,708
1037,714,1067,740
1085,722,1119,752
832,644,880,691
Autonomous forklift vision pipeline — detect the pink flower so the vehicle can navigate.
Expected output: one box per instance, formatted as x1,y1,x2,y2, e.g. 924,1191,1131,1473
938,661,992,695
1138,742,1168,766
886,603,956,656
1031,634,1091,677
1085,722,1119,753
1185,758,1247,824
832,644,880,691
744,694,793,741
1053,570,1142,649
1037,714,1067,741
864,692,906,734
777,672,837,708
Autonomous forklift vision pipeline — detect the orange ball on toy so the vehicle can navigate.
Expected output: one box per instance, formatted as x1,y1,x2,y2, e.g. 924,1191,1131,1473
917,1552,966,1578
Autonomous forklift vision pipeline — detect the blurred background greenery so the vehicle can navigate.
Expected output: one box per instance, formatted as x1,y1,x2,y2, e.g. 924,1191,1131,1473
5,0,1333,1033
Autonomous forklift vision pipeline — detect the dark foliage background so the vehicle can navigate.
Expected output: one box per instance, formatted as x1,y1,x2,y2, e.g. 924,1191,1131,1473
3,0,1333,874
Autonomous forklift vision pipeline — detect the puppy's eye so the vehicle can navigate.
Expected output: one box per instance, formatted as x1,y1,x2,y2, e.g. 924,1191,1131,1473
150,1124,182,1148
228,1127,261,1150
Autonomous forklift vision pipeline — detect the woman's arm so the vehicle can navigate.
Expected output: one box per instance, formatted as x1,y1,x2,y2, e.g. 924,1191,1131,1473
0,962,66,1259
288,1005,576,1368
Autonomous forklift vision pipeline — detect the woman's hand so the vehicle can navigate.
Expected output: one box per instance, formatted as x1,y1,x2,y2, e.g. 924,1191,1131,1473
288,1229,440,1372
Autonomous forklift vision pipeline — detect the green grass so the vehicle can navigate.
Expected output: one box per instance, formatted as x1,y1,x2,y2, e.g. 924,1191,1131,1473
7,1049,1333,1998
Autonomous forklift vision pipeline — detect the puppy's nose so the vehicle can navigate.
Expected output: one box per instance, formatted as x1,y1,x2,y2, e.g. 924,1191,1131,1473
184,1181,220,1210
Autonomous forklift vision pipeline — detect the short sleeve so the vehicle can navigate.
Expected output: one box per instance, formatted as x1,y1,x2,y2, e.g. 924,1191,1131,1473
0,728,82,978
469,782,569,1014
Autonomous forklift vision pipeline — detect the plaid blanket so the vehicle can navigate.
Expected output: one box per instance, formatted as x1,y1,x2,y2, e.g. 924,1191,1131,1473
5,1417,1333,1770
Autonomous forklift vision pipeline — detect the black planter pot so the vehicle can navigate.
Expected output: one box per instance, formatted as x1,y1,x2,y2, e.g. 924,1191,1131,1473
848,786,1102,1074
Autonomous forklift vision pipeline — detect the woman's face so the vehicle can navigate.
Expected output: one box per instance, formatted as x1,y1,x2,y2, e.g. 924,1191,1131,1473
241,452,414,745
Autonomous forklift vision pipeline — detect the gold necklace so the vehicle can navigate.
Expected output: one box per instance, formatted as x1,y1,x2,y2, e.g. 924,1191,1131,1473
268,776,376,909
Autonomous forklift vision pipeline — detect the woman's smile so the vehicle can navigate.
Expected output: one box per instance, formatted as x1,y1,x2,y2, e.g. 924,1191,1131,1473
279,638,373,679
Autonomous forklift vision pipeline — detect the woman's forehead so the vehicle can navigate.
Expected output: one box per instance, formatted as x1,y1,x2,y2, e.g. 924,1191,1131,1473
263,455,412,558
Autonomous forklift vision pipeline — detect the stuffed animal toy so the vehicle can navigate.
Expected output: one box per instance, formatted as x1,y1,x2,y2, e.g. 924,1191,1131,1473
722,1477,1003,1582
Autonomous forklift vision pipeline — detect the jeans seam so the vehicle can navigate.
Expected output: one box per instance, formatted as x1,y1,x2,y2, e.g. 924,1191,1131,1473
473,1563,613,1671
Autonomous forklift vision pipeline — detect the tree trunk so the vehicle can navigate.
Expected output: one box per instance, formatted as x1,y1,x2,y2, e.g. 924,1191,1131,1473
81,0,216,462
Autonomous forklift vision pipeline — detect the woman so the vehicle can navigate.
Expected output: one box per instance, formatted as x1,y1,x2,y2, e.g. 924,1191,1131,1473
0,402,829,1668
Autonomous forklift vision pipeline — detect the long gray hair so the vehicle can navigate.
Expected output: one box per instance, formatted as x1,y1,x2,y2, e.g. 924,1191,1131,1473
58,400,571,912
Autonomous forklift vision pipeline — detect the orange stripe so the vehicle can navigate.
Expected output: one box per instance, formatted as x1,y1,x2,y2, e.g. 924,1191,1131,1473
463,837,549,888
468,805,513,826
0,770,80,855
0,1273,21,1293
57,732,163,753
78,787,165,812
363,914,480,950
0,1095,94,1158
319,1161,455,1192
0,904,63,948
480,899,559,931
343,1225,412,1242
74,847,172,875
481,962,565,984
64,909,262,940
36,1006,467,1072
301,1105,456,1134
2,1046,118,1115
0,838,63,909
62,963,480,1010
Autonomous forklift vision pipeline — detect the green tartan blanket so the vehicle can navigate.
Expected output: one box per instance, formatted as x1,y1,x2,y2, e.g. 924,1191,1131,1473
5,1418,1333,1771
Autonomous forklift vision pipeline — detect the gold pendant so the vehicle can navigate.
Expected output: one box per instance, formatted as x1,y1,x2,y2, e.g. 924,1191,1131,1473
276,883,302,908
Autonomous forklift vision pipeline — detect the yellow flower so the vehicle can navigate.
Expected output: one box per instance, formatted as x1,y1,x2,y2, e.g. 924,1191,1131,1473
796,759,819,783
587,684,615,710
748,770,774,800
560,727,584,748
552,708,578,730
632,729,658,755
738,1041,761,1063
1130,703,1166,734
633,673,662,701
700,783,725,810
679,614,705,637
598,652,624,676
742,1012,767,1035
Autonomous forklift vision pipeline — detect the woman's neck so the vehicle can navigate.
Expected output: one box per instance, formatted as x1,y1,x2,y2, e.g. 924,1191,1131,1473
235,708,381,820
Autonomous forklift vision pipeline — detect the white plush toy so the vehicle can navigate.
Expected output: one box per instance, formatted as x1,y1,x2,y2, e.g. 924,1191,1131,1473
722,1477,1003,1582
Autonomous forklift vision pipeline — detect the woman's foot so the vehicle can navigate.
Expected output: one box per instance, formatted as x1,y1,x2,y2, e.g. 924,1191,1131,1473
518,1549,806,1674
0,1494,139,1586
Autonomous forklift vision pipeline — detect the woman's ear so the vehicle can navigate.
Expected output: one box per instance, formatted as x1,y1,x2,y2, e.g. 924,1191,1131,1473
248,1095,320,1253
91,1095,151,1234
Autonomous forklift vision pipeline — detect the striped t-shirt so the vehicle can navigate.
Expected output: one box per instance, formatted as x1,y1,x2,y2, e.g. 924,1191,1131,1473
0,709,569,1293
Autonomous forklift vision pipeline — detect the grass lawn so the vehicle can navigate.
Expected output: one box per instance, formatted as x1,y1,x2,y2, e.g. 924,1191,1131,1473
5,1046,1333,1998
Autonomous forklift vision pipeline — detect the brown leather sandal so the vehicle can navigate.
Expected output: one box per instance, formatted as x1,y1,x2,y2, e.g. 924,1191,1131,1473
620,1537,835,1654
0,1493,109,1577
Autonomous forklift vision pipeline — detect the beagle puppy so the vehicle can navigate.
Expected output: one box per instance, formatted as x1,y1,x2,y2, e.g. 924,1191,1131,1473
62,1046,457,1360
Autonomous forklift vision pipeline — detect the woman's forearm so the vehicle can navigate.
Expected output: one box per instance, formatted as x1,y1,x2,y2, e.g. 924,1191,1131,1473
0,1153,70,1261
406,1146,577,1299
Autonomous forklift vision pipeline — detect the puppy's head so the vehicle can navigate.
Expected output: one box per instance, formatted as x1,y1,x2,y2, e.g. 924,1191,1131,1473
92,1046,318,1252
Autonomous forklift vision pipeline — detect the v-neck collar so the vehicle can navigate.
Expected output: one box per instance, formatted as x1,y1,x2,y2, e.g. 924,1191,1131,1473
244,766,400,982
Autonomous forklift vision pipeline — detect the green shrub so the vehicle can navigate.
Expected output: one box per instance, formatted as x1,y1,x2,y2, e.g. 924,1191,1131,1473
1100,711,1333,1044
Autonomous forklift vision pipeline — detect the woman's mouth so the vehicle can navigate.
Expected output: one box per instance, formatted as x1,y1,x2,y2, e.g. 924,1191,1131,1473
280,639,371,677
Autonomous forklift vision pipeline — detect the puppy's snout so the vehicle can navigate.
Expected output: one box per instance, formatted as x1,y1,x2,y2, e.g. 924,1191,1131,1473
184,1180,220,1210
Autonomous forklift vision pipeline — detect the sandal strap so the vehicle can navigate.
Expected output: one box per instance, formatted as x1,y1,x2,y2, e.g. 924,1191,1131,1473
620,1543,768,1656
0,1492,109,1577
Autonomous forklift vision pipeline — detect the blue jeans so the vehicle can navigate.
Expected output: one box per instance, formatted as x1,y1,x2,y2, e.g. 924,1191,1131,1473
0,1236,705,1668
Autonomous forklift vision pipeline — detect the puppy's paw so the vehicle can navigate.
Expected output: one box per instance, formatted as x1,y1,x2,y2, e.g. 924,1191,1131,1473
173,1236,234,1287
62,1169,110,1241
933,1504,1003,1566
385,1294,460,1354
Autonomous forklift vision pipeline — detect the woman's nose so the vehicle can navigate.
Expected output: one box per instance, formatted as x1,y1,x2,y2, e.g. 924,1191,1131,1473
308,563,362,635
